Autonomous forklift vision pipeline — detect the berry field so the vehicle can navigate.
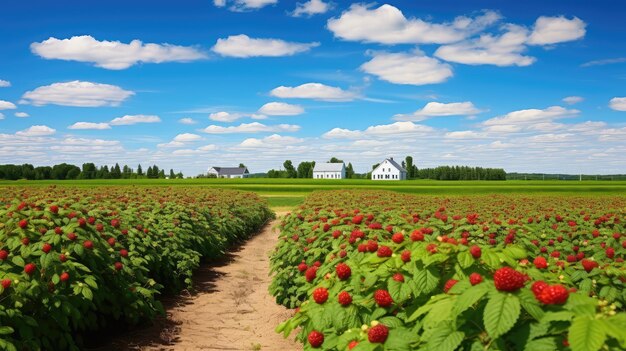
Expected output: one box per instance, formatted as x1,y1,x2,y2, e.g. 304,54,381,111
270,190,626,351
0,186,273,350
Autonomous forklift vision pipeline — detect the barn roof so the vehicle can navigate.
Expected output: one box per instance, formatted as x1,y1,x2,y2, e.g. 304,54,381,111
313,162,345,172
209,167,248,175
385,158,406,172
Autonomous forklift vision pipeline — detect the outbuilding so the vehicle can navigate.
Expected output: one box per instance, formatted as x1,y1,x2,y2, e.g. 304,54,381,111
207,166,249,178
371,158,407,180
313,162,345,179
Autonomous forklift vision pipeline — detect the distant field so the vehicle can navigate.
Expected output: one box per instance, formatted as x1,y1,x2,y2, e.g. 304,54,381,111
2,178,625,210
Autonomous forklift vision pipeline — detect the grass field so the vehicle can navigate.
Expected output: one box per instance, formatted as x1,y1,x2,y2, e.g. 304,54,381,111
2,178,625,211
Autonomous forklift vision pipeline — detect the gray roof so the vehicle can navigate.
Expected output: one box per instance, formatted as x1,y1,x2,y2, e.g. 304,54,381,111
209,167,248,175
376,158,406,172
313,162,345,172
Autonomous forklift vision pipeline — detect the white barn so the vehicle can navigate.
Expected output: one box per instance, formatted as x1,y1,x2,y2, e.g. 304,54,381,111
313,162,345,179
371,158,407,181
208,166,249,178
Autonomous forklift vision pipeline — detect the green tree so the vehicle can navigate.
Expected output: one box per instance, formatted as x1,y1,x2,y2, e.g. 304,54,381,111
169,169,176,179
283,160,297,178
137,164,144,176
346,162,355,178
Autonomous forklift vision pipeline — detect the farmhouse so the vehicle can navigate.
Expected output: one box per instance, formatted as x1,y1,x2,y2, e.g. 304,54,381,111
313,162,345,179
371,158,407,180
207,166,249,178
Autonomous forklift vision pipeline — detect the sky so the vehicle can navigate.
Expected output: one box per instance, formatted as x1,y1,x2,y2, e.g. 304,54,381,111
0,0,625,175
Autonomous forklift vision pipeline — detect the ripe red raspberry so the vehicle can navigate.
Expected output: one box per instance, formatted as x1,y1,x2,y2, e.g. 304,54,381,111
377,246,392,257
1,279,11,289
49,205,59,214
393,273,404,282
114,262,123,271
120,249,129,258
493,267,527,291
352,215,363,224
469,245,481,258
298,262,308,272
533,256,548,269
338,291,352,306
60,272,70,282
581,259,598,273
444,279,458,293
305,266,318,282
0,250,8,261
78,218,86,227
426,243,437,254
531,281,549,297
111,219,120,228
348,340,359,349
332,230,341,239
357,244,367,252
312,287,329,304
469,273,483,285
410,230,424,241
368,324,389,343
336,263,351,280
400,250,411,262
59,254,67,262
392,233,404,243
24,263,37,275
18,219,28,229
67,232,77,241
88,217,96,225
374,289,393,307
308,330,324,348
367,240,378,252
42,243,52,253
21,237,29,246
606,247,615,259
54,227,63,235
537,284,569,305
107,237,116,247
83,240,94,250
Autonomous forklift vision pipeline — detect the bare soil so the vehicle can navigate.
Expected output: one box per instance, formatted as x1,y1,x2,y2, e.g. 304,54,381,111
98,216,300,351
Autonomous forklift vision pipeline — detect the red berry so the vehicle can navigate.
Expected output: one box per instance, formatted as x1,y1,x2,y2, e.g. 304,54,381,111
54,227,63,235
537,284,569,305
297,262,308,272
78,218,86,227
348,340,359,349
114,262,123,271
60,272,70,282
111,219,120,228
120,249,129,258
377,246,392,257
338,291,352,306
393,273,404,282
469,245,481,258
368,324,389,343
352,215,363,224
308,330,324,348
410,230,424,241
88,217,96,225
469,273,483,285
24,263,36,275
18,219,28,229
312,287,329,304
21,237,29,246
444,279,458,293
305,266,318,282
493,267,527,291
533,256,548,269
581,259,599,273
531,281,549,297
606,247,615,259
42,243,52,253
336,263,351,280
107,237,116,246
0,250,8,261
1,279,11,289
391,233,404,243
59,254,67,262
96,223,104,232
400,250,411,262
49,205,59,214
373,289,393,307
67,232,77,241
83,240,94,249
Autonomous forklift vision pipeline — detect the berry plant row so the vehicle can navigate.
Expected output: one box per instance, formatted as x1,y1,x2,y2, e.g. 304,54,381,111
0,186,273,350
270,190,626,351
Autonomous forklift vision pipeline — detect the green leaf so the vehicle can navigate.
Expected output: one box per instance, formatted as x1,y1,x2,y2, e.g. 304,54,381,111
524,337,556,351
453,283,489,316
414,266,439,296
427,324,464,351
457,251,473,269
568,316,606,351
483,292,521,338
81,287,93,300
11,256,25,267
0,326,14,335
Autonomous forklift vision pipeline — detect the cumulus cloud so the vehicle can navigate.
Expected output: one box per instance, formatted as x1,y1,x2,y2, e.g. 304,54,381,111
270,83,358,101
214,0,277,11
609,97,626,111
198,144,218,151
236,134,304,149
527,16,586,45
292,0,332,17
445,130,485,139
435,24,535,66
22,81,134,107
327,4,500,45
173,133,202,142
68,122,111,130
360,52,453,86
109,114,161,125
16,125,56,137
258,102,305,115
562,96,584,105
394,101,483,121
0,80,10,87
15,112,29,118
0,100,17,110
31,35,207,70
323,121,434,139
179,117,198,124
201,122,300,134
482,106,579,132
212,35,319,58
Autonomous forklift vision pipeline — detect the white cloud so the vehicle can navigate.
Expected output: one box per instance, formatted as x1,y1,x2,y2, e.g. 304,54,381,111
327,4,500,45
527,16,586,45
445,130,485,139
210,111,243,122
198,144,218,151
293,0,331,17
202,122,300,134
270,83,358,101
68,122,112,130
173,133,202,142
394,101,483,121
435,24,535,66
22,81,134,107
0,100,17,110
323,121,434,139
483,106,579,127
563,96,584,105
109,114,161,125
157,141,186,148
237,134,304,149
212,35,319,58
179,117,198,124
16,125,56,137
15,112,29,118
61,137,120,146
0,113,4,120
361,52,453,86
214,0,277,11
31,35,207,70
609,97,626,111
0,80,10,88
258,102,305,115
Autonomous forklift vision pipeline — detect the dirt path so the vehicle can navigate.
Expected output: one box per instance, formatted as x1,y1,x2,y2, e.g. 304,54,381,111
103,215,300,351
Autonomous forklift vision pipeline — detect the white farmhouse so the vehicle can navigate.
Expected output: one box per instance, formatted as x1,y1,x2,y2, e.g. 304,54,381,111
207,166,249,178
313,162,345,179
371,158,407,180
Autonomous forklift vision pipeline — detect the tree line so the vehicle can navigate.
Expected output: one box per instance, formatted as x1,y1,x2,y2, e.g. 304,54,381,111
0,163,184,180
267,157,358,178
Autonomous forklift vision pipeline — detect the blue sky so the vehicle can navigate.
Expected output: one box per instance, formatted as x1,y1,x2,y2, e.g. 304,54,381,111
0,0,625,175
